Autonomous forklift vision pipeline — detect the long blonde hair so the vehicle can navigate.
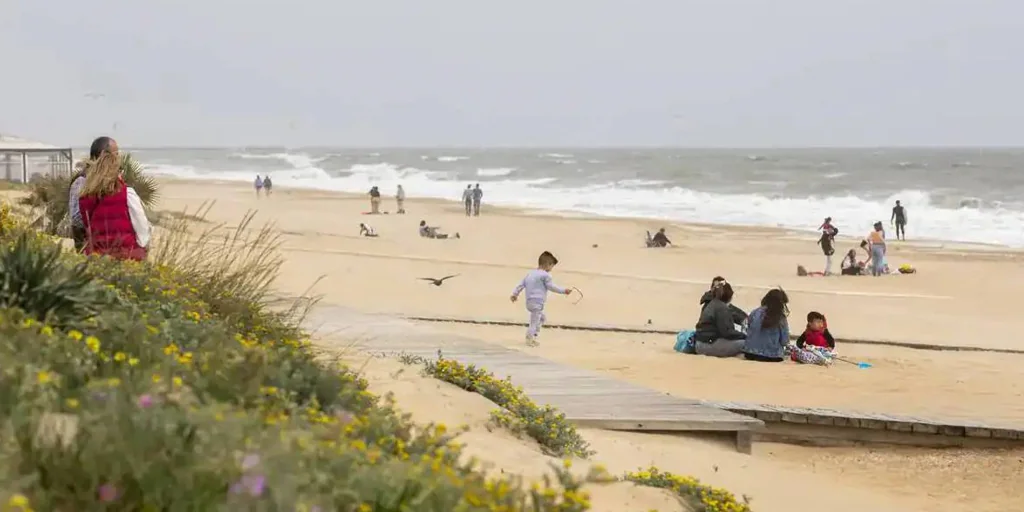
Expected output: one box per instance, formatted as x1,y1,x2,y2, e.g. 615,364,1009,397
79,152,122,198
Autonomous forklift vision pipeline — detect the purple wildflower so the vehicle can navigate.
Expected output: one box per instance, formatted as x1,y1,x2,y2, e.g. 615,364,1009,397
240,474,266,497
98,483,119,503
137,394,154,408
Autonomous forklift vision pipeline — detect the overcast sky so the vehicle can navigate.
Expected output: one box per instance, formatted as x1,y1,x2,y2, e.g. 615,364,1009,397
2,0,1022,147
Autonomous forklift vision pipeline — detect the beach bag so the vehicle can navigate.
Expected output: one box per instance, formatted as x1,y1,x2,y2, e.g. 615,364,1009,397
674,330,697,354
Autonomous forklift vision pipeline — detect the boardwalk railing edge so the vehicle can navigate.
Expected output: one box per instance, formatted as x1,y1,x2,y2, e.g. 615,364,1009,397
404,315,1024,355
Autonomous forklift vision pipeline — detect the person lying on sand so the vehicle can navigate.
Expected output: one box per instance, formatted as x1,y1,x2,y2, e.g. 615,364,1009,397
699,276,747,325
418,220,459,239
359,223,378,237
645,228,671,248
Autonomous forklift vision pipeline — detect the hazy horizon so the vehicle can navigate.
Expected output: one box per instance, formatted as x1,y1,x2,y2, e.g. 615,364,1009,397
4,1,1023,147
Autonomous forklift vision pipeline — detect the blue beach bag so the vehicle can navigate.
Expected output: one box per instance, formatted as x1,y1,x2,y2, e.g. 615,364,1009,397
674,329,697,354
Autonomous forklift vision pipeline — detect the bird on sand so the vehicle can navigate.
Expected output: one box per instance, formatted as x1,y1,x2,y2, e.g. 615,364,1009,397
418,274,460,287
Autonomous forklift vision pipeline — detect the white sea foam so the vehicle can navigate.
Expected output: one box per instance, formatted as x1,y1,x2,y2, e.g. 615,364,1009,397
148,151,1024,247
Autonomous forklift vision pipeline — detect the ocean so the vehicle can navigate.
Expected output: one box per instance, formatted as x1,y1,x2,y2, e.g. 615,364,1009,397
127,147,1024,247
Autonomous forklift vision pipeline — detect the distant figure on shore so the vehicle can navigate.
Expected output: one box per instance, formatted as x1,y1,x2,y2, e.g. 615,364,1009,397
462,185,473,216
646,228,671,248
78,139,151,261
419,220,459,239
254,175,264,198
263,176,273,196
867,221,887,276
472,184,483,216
891,200,907,240
396,184,406,214
368,186,381,214
818,217,838,275
69,136,115,251
359,223,378,237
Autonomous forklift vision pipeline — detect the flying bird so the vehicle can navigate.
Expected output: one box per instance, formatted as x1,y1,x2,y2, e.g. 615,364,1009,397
84,92,106,99
418,274,459,287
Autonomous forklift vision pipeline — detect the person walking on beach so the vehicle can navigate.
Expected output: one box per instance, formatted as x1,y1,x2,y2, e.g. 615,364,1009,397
77,140,151,261
254,175,264,198
818,217,838,275
462,185,473,216
472,183,483,216
510,251,573,347
396,184,406,214
369,186,381,214
263,176,273,196
891,200,907,241
69,136,115,251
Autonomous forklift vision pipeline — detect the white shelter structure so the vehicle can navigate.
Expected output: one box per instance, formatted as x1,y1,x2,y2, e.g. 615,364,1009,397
0,134,74,183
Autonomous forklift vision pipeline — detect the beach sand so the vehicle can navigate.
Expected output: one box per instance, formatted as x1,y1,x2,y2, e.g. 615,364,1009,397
152,179,1024,511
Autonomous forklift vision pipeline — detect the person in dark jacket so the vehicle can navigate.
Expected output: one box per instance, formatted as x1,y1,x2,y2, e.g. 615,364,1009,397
693,282,746,357
699,276,748,325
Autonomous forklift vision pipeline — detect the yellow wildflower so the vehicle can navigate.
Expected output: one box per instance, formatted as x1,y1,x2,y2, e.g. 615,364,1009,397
113,352,127,362
36,371,52,385
85,336,100,353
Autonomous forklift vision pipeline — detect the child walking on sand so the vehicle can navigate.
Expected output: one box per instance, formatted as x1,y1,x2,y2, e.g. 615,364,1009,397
510,251,572,347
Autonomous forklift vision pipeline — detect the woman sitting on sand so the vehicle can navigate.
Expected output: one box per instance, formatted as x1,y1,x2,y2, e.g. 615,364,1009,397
699,276,748,325
840,249,862,276
693,282,747,357
741,288,791,362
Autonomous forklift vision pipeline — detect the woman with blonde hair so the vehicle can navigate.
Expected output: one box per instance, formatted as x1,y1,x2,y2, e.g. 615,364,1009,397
77,141,151,260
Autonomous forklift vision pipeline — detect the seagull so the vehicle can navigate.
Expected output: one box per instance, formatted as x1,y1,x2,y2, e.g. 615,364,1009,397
84,92,106,99
418,274,459,287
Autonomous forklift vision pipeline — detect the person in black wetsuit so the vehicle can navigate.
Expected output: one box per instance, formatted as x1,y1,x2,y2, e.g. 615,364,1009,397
891,200,907,241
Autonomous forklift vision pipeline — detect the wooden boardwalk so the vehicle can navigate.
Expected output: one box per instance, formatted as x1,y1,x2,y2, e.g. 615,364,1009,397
306,306,764,453
704,400,1024,448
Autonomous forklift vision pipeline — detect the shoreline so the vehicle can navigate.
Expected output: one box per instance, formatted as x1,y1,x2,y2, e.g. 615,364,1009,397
155,177,1024,255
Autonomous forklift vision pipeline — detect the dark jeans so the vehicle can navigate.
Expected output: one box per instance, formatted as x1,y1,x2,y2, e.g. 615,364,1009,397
71,225,87,252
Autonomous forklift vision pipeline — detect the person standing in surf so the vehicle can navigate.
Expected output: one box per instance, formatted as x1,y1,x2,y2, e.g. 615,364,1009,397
891,200,907,241
462,184,473,216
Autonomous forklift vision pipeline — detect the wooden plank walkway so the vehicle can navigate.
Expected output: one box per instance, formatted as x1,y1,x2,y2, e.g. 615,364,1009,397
306,305,764,453
704,400,1024,448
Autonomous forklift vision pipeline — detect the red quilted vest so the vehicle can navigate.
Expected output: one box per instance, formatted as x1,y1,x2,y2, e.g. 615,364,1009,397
78,178,147,261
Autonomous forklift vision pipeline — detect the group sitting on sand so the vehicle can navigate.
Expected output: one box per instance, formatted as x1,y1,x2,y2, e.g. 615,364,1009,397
677,277,838,366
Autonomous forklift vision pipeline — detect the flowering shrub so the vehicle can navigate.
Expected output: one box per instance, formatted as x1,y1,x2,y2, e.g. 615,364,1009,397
623,467,752,512
422,353,594,459
0,203,601,511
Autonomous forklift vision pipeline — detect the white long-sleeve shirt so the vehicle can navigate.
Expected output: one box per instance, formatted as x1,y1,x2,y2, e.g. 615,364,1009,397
125,187,151,248
511,269,565,305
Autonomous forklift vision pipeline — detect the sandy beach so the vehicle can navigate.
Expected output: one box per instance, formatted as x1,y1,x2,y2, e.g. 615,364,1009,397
152,179,1024,511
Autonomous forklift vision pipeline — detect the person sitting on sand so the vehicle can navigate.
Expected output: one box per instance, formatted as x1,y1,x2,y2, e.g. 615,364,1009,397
700,276,748,325
693,282,746,357
419,220,459,239
741,288,790,362
646,228,671,248
790,311,836,366
840,249,862,275
359,223,378,237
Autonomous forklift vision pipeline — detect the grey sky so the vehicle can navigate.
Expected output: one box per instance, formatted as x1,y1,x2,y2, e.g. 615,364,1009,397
3,1,1022,147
